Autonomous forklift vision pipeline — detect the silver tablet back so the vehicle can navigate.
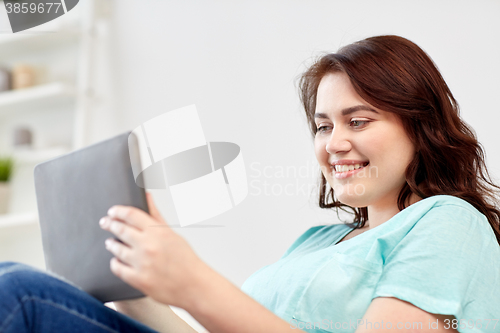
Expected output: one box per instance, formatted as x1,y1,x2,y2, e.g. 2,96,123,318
34,131,147,302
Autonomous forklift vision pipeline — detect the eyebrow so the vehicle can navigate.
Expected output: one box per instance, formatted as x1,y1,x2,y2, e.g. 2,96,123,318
314,105,379,119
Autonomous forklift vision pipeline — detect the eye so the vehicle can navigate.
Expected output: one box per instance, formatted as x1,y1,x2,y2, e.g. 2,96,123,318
316,125,332,134
350,120,369,128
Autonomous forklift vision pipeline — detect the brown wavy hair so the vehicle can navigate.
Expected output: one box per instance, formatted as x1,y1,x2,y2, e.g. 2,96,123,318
298,35,500,246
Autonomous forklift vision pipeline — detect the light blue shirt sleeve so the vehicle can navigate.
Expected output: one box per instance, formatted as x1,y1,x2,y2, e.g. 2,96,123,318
373,201,500,325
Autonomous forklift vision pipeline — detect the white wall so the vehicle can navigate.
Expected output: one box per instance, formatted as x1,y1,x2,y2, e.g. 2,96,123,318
85,0,500,288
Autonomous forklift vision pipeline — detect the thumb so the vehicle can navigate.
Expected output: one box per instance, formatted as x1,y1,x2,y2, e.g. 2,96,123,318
146,192,165,223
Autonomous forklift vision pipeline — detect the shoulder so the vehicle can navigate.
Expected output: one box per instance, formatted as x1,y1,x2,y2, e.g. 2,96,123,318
413,194,482,214
377,194,498,263
396,195,497,256
407,195,489,229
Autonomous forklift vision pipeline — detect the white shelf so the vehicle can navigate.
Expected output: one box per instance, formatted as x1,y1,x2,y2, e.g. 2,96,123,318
0,28,80,59
0,0,91,272
12,146,69,164
0,82,74,116
0,212,38,229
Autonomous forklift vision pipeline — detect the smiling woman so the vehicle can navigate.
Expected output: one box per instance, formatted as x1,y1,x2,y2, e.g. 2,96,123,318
0,35,499,333
240,35,500,333
299,34,500,329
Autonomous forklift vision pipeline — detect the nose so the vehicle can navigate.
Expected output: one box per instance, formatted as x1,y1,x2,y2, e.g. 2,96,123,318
325,128,352,155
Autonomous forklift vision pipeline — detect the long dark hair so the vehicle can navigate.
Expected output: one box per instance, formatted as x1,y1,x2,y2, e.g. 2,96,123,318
298,35,500,246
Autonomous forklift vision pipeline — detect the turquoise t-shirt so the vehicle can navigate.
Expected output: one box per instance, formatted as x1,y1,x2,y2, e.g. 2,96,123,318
241,195,500,333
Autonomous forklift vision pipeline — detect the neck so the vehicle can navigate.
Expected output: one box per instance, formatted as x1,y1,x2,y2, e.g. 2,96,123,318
366,192,422,230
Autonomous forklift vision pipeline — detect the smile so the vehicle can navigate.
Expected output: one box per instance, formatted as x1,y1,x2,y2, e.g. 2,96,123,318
333,162,369,179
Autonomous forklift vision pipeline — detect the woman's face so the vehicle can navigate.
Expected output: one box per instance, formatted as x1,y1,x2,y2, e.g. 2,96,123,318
314,72,416,209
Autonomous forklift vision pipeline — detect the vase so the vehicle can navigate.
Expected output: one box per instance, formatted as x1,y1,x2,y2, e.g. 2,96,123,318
0,182,10,214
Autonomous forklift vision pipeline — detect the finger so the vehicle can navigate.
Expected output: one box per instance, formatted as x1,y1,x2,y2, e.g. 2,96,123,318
146,192,164,222
110,257,142,290
107,205,159,230
105,238,135,266
100,217,142,246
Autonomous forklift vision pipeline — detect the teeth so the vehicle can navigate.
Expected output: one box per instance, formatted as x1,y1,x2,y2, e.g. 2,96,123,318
334,163,366,173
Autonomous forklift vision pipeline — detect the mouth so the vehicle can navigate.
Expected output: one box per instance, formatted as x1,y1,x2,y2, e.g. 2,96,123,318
332,162,369,179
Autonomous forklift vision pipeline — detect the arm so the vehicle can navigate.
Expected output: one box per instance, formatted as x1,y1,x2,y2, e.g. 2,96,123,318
100,193,303,333
184,263,300,333
113,296,197,333
111,265,301,333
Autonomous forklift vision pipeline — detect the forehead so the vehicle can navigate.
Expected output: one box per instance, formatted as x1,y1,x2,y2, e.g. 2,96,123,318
314,72,398,122
316,73,366,112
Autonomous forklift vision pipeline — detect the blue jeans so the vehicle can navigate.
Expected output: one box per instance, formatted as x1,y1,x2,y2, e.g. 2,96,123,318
0,261,159,333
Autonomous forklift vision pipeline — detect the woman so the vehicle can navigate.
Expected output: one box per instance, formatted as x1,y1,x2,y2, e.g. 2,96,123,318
1,35,499,333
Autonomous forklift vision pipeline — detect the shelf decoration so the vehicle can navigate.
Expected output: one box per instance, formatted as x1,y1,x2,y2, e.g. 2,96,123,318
0,156,14,214
0,68,11,92
12,64,36,90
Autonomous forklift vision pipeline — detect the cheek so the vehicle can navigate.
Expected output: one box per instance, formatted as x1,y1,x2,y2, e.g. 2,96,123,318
314,138,326,161
390,133,416,168
370,132,415,176
314,138,331,177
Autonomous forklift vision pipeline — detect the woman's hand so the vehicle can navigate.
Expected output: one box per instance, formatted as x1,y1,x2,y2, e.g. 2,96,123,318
99,192,208,310
100,193,299,333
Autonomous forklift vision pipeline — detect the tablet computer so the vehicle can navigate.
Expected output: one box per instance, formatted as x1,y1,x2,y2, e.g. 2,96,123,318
34,131,147,303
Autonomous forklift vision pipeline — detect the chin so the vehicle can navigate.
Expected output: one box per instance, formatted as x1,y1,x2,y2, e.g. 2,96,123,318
335,193,369,208
329,180,369,208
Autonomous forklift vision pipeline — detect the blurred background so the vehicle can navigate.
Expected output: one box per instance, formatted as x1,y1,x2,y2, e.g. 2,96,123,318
0,0,499,330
